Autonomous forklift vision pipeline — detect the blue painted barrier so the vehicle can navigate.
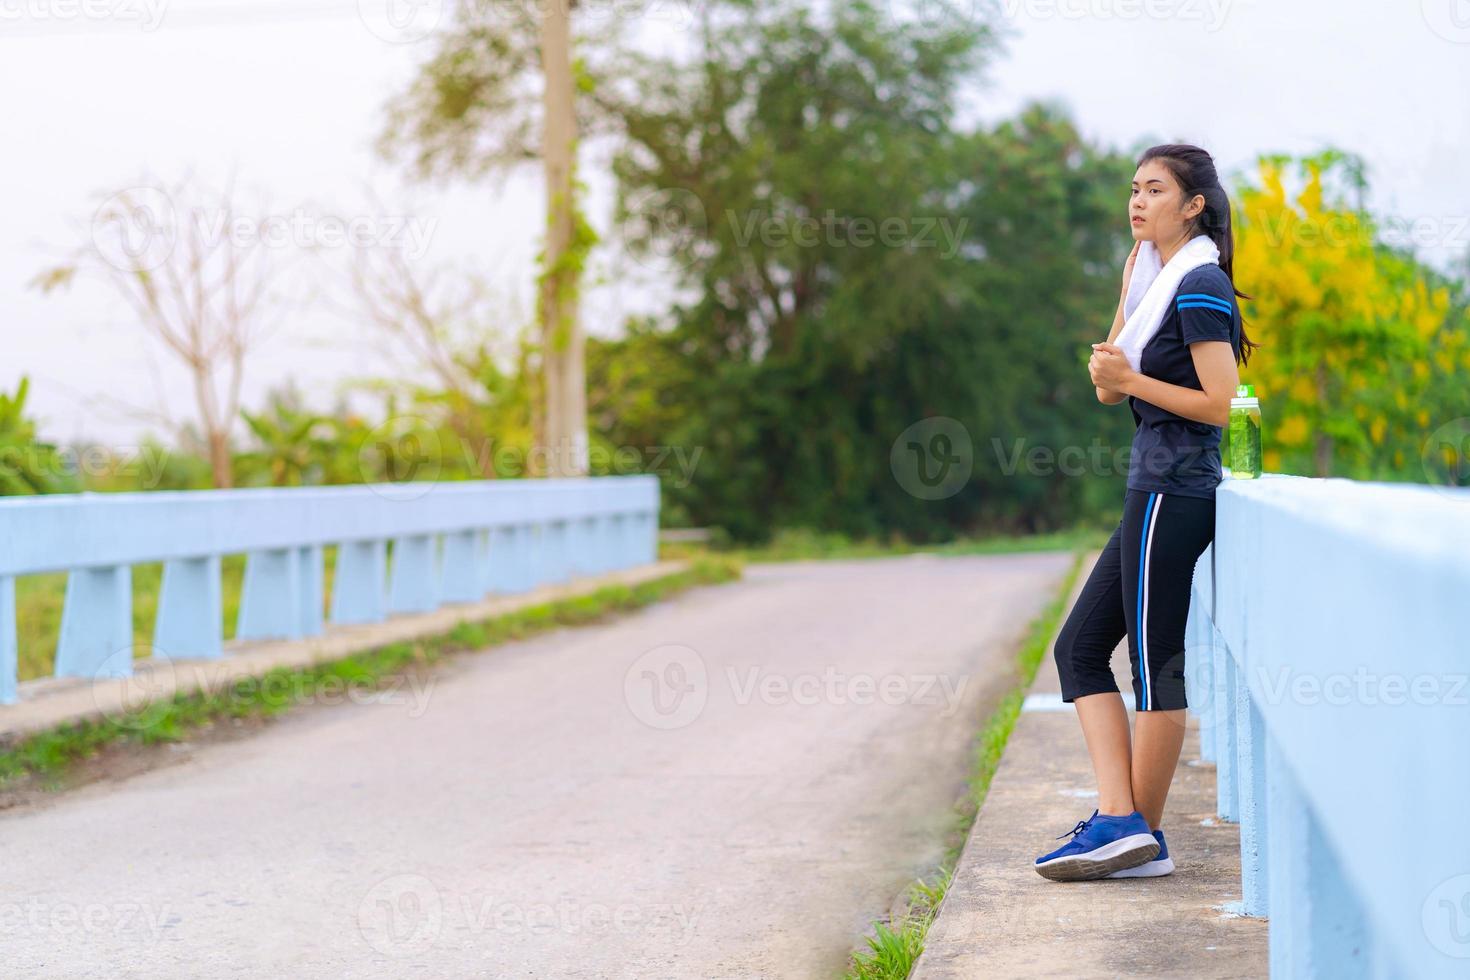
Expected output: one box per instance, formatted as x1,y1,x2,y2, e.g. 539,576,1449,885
1184,473,1470,977
0,476,660,704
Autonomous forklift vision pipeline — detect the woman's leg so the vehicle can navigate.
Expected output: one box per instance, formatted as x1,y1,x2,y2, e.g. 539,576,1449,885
1121,490,1216,831
1075,693,1134,816
1052,518,1133,815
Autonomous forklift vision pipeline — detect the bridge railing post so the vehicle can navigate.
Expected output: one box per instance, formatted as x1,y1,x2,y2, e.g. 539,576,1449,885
55,565,133,679
0,576,16,705
155,556,224,658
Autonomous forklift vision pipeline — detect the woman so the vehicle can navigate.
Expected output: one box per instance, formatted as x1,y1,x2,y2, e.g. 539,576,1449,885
1033,143,1259,881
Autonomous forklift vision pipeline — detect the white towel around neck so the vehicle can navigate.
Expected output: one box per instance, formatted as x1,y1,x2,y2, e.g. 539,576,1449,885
1115,234,1221,373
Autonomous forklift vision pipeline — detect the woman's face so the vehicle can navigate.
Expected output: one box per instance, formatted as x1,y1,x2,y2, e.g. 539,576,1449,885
1129,159,1203,244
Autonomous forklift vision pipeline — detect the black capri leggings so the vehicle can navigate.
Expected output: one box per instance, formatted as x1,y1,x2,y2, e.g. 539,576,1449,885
1053,488,1215,711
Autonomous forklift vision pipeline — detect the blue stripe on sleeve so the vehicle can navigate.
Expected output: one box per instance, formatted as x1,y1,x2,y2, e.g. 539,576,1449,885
1175,294,1233,313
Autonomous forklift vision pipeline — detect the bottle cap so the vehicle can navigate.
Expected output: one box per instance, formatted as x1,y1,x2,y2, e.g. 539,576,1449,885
1235,384,1255,398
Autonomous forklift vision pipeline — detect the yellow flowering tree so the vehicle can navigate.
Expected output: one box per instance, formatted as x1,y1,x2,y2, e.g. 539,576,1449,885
1233,150,1470,480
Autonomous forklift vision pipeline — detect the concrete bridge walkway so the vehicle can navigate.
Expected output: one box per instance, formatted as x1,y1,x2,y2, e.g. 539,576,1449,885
0,551,1072,979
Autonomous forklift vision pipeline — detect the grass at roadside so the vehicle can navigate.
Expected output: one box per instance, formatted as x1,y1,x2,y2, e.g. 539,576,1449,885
0,556,741,793
662,525,1110,565
842,548,1087,980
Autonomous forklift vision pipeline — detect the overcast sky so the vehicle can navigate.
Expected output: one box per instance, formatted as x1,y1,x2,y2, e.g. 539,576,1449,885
2,0,1467,445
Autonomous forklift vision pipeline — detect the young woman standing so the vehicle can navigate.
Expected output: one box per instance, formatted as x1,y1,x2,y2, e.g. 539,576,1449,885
1034,144,1259,881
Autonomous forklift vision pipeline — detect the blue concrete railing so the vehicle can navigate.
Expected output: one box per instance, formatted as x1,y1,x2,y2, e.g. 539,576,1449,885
1185,473,1470,978
0,476,660,705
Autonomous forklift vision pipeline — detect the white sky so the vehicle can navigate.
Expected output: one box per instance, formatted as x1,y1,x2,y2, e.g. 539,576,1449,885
2,0,1467,446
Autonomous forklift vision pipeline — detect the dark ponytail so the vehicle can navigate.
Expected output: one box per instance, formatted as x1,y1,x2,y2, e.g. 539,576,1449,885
1138,143,1261,368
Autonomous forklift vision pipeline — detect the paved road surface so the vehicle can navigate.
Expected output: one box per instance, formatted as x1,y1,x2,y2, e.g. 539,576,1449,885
0,551,1072,979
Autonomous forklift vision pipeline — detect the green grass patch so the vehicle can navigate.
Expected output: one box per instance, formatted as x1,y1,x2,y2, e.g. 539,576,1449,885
663,525,1110,565
842,548,1087,980
0,555,741,791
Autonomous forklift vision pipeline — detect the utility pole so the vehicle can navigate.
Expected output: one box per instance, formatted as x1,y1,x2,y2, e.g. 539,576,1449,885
537,0,589,478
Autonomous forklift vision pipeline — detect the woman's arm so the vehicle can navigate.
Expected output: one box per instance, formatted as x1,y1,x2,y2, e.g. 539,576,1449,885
1095,300,1129,404
1117,340,1239,426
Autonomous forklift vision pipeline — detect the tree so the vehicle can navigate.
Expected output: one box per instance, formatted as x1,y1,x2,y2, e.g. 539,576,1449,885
33,174,289,488
1232,150,1470,479
378,1,608,478
591,3,1135,540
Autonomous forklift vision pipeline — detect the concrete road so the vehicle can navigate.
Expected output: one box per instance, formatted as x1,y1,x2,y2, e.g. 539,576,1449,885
0,551,1072,979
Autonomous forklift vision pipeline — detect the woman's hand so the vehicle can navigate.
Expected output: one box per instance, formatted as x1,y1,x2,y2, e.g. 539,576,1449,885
1089,342,1135,392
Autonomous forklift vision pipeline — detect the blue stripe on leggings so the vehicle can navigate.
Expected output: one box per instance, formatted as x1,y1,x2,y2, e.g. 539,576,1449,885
1136,492,1157,710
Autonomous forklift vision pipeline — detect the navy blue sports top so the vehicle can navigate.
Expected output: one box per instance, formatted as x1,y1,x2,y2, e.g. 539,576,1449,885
1125,264,1243,500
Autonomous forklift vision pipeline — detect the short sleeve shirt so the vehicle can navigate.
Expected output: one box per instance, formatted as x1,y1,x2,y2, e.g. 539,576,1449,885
1126,264,1243,500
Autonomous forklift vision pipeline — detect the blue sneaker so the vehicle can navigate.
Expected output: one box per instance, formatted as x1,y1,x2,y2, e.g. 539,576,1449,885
1106,829,1173,877
1034,809,1159,881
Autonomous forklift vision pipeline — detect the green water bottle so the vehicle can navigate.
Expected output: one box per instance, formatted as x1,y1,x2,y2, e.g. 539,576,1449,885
1228,384,1262,479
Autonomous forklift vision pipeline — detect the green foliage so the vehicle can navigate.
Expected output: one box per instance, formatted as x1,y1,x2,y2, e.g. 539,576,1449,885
594,0,1134,542
1234,150,1470,479
0,377,79,495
